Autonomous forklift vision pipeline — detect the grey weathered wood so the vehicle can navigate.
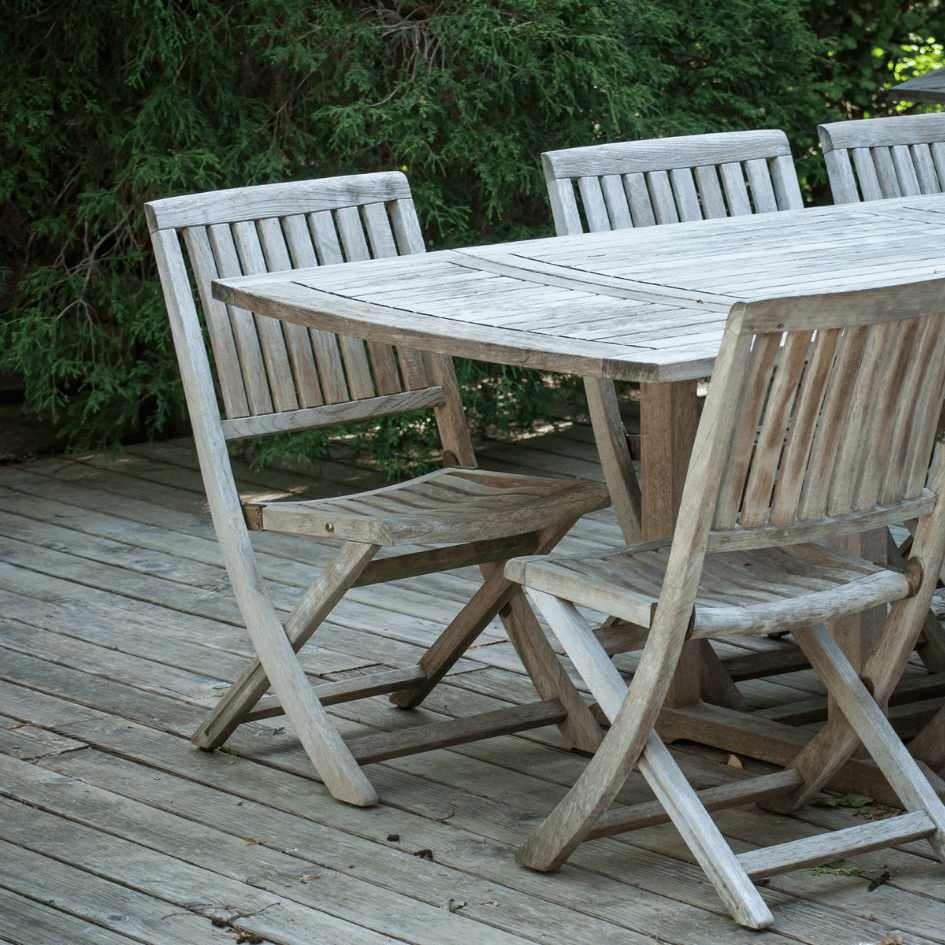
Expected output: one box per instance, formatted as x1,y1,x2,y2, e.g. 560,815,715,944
910,702,945,771
0,752,635,945
792,626,945,860
220,387,447,440
542,130,802,236
245,666,428,721
508,280,945,927
207,186,945,391
210,197,945,767
0,705,819,945
147,173,611,801
509,543,912,639
542,130,794,179
524,589,773,929
151,225,377,806
0,886,146,945
165,185,945,831
582,377,641,541
540,130,802,713
348,698,567,764
145,172,412,231
587,769,802,838
252,468,608,545
819,114,945,204
737,811,937,880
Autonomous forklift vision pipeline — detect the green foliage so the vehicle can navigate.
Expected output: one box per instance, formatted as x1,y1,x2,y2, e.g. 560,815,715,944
1,1,942,473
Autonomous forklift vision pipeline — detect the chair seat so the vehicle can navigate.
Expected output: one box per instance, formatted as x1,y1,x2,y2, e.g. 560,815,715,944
506,542,914,638
244,467,611,546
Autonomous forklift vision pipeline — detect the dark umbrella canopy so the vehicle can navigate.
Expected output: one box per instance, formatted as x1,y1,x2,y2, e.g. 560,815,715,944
889,67,945,103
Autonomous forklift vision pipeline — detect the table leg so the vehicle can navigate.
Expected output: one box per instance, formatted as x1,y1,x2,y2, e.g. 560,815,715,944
637,381,739,708
638,381,697,541
582,377,642,542
829,530,887,689
827,530,886,757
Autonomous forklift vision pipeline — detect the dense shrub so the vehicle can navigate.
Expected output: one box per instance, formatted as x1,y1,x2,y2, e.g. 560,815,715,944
1,1,942,473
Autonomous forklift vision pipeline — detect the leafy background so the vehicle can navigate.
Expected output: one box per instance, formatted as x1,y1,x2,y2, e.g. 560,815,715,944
2,1,943,475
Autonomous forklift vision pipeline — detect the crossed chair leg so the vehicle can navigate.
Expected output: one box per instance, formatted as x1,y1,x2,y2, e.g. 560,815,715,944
517,586,945,930
193,522,602,806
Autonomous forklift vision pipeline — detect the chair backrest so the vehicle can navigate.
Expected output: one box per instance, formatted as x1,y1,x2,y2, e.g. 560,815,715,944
819,114,945,204
687,279,945,553
146,173,472,454
541,130,803,236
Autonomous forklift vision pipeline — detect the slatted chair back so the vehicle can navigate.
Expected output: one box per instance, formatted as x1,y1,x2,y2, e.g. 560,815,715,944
819,114,945,204
541,130,803,236
146,173,469,451
700,280,945,551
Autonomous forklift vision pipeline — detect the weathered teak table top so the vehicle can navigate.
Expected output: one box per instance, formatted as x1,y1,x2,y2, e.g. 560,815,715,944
214,193,945,385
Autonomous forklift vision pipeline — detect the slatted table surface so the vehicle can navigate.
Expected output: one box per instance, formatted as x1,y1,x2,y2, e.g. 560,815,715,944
215,193,945,384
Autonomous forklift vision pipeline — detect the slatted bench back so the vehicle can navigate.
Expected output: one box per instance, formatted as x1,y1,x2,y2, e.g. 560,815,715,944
705,280,945,547
819,114,945,204
541,130,803,236
146,173,449,440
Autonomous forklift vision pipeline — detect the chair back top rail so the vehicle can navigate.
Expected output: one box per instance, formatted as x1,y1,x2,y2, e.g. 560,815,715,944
146,173,460,438
819,114,945,152
818,114,945,204
705,278,945,546
145,172,411,232
542,130,802,236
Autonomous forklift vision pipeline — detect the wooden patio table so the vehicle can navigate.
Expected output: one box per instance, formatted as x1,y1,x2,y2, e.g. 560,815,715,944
214,191,945,791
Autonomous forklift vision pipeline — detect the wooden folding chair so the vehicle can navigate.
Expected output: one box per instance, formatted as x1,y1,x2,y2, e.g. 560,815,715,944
506,278,945,928
819,113,945,204
146,173,609,807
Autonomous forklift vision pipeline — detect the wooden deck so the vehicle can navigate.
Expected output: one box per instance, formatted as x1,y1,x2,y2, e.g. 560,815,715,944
1,422,944,945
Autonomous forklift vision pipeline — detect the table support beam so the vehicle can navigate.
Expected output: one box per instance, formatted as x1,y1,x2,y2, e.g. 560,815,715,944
638,380,739,709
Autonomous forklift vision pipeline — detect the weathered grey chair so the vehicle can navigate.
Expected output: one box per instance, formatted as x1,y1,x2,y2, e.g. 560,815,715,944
507,278,945,928
819,113,945,203
146,173,609,806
